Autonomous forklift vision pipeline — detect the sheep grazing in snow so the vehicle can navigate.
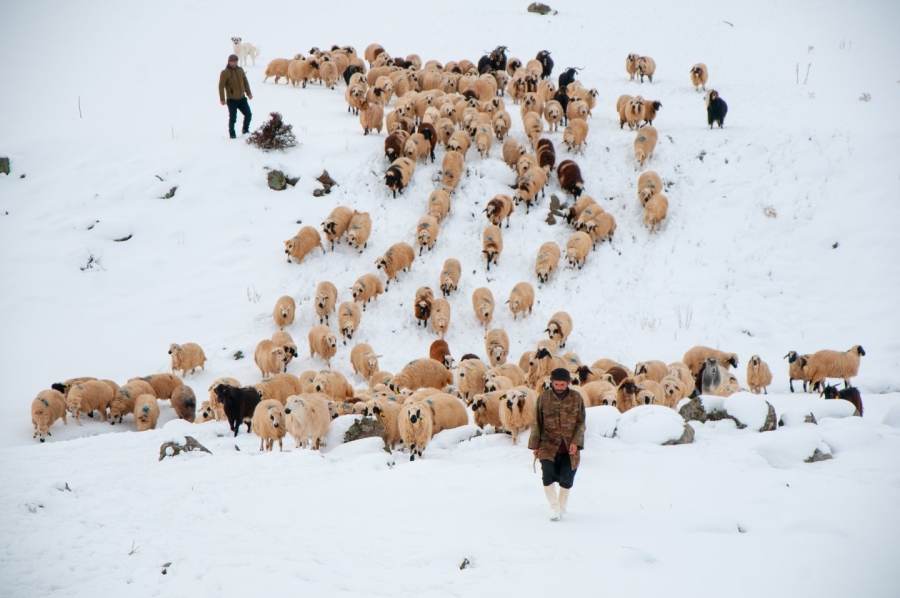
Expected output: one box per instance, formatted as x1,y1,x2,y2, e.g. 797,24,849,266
643,193,668,232
66,380,113,425
350,343,382,381
385,157,414,197
625,53,639,81
346,211,373,253
457,358,489,405
637,171,663,205
170,385,197,422
634,125,658,169
338,302,362,344
566,231,592,269
416,215,440,255
431,298,451,339
251,399,287,452
254,339,287,378
168,342,207,377
502,139,528,170
314,281,338,324
485,328,510,366
562,118,588,153
482,225,503,271
683,346,739,376
312,370,354,401
359,99,384,135
263,58,290,84
441,150,465,194
429,339,454,369
484,194,514,229
109,380,155,424
389,358,454,393
31,389,67,442
427,189,451,223
133,394,160,432
636,56,656,82
398,402,434,461
746,355,773,395
545,311,573,349
471,390,506,431
375,242,415,288
805,345,866,392
351,273,384,311
557,159,585,197
321,205,354,250
253,373,303,405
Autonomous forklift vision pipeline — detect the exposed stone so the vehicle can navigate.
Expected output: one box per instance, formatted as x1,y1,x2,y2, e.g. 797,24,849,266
805,448,833,463
663,423,695,445
158,436,212,461
343,417,386,445
760,401,778,432
0,157,10,175
267,170,287,191
527,2,554,15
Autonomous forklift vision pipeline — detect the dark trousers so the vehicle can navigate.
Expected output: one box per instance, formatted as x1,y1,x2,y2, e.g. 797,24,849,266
227,97,252,136
541,453,577,489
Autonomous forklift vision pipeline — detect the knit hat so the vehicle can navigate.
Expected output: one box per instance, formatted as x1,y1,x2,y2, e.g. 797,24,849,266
228,54,239,62
550,368,571,382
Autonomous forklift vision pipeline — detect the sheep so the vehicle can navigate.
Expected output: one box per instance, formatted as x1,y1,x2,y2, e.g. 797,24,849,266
658,375,687,408
546,312,574,349
569,87,598,117
289,57,314,88
481,224,504,271
385,156,414,197
565,98,589,122
368,371,394,389
637,171,663,205
346,211,373,253
616,377,639,411
351,343,382,381
125,373,178,400
254,373,304,404
516,153,540,179
249,399,286,452
315,281,338,324
499,387,538,445
107,380,154,424
168,342,207,377
196,400,223,423
384,130,409,163
404,132,431,165
285,226,325,264
311,370,354,401
170,385,197,422
492,110,512,140
349,273,383,311
254,339,287,378
414,286,434,328
31,389,67,442
364,43,386,66
513,168,548,214
744,355,773,395
536,138,556,175
429,339,454,369
376,242,415,288
484,328,511,366
643,100,663,126
457,358,489,405
667,362,696,398
133,394,160,432
634,125,658,169
416,215,440,255
821,385,864,417
784,351,813,393
214,383,262,436
566,231,592,269
398,402,434,461
484,194,514,229
507,282,535,320
636,56,656,82
625,53,639,81
805,345,866,392
390,358,454,393
502,139,528,170
634,360,669,384
528,342,569,389
535,241,561,285
283,394,332,450
520,92,544,120
557,159,585,197
471,390,506,431
522,112,543,149
690,63,708,92
494,363,527,387
562,118,589,153
436,117,456,146
642,193,669,233
472,287,495,332
483,370,515,394
574,200,606,232
346,82,366,114
577,381,617,407
337,302,362,343
66,380,113,425
431,298,451,339
359,99,385,135
263,58,291,84
584,212,617,244
683,346,739,376
427,190,452,223
441,150,465,194
415,393,468,434
704,89,728,129
448,130,472,156
308,324,338,367
272,295,296,330
636,380,666,407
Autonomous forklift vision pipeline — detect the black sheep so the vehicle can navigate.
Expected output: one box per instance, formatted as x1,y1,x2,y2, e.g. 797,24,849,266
705,90,728,129
557,67,578,94
214,384,262,437
536,50,554,79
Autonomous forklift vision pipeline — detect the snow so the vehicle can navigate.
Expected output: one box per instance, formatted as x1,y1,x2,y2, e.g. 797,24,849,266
2,0,900,596
723,392,772,430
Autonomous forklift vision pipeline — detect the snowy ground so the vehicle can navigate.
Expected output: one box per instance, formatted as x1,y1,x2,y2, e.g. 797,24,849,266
1,0,899,596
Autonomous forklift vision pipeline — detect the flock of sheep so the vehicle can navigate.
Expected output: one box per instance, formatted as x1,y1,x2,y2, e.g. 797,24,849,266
29,42,864,456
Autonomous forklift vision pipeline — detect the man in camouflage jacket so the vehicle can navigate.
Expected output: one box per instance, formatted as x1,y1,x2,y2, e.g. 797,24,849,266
218,54,253,139
528,367,585,521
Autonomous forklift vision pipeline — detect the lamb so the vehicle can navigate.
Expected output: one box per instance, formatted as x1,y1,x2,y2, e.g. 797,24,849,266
545,311,573,349
375,242,415,288
457,358,489,405
507,282,535,320
389,358,454,393
562,118,589,153
499,387,537,445
643,193,669,232
821,385,864,417
263,58,290,84
284,226,325,264
484,328,510,366
471,390,506,430
482,224,503,271
170,385,197,422
66,380,113,425
255,339,287,378
359,99,385,135
441,150,465,194
214,383,262,436
133,394,160,432
784,351,812,393
254,373,304,404
472,287,495,332
544,100,564,132
272,295,296,329
351,273,384,311
637,171,663,205
250,399,287,452
805,345,866,392
683,346,739,376
308,324,338,366
338,302,362,343
313,370,354,401
643,100,663,125
315,281,338,324
430,339,454,369
346,211,373,253
634,361,669,383
108,380,155,424
535,241,561,285
634,125,659,169
484,194,514,228
284,394,332,450
431,298,451,339
230,37,259,68
704,89,728,129
690,63,709,92
636,56,656,82
31,389,67,442
416,215,440,255
566,231,592,269
427,189,451,223
398,402,434,461
415,286,434,328
168,342,207,377
502,139,528,170
350,343,382,381
385,157,414,197
557,159,585,197
625,53,639,81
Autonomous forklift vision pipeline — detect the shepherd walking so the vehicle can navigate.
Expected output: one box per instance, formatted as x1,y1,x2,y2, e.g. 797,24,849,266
528,368,586,521
219,54,253,139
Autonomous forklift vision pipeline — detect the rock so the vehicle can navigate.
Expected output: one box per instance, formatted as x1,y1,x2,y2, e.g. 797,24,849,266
760,401,777,432
778,410,818,427
158,436,212,461
343,417,386,445
317,170,338,190
663,423,695,445
0,156,9,175
162,186,177,199
268,170,287,191
527,2,554,15
805,448,833,463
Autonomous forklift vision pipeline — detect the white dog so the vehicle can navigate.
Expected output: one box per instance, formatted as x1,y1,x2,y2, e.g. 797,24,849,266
231,37,260,67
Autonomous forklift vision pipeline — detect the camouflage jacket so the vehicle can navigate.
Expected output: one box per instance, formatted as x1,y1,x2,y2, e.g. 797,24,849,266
528,387,586,469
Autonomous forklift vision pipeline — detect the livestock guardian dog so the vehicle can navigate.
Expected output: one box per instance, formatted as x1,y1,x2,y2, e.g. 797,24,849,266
231,37,260,67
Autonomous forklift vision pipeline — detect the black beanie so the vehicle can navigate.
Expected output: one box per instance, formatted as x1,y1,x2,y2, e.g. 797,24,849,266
550,368,571,382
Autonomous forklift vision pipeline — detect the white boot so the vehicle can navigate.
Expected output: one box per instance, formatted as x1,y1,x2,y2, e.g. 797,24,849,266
544,484,560,521
558,487,570,518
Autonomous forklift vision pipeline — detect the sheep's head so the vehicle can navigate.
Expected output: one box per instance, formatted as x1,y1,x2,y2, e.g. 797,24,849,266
326,334,338,349
408,407,423,424
662,378,682,398
750,355,761,367
267,405,284,429
168,343,180,355
854,345,866,356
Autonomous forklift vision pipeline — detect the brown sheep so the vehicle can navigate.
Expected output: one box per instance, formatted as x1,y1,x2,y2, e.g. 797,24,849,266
351,273,384,311
375,242,415,289
414,286,434,328
315,281,338,324
429,339,454,369
285,226,325,264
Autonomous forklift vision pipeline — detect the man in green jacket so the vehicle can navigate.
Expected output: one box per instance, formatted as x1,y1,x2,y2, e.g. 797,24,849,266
218,54,253,139
528,367,586,521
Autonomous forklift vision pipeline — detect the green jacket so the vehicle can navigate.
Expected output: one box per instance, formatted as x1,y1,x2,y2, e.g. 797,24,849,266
219,66,252,102
528,387,586,470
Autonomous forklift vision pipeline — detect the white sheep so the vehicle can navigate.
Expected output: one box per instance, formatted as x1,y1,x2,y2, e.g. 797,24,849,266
534,241,561,285
441,150,465,194
683,346,739,376
439,258,462,297
308,324,338,367
545,311,573,349
255,339,287,378
398,402,434,461
284,394,332,450
389,358,454,393
471,390,506,431
31,389,67,442
351,343,382,381
66,380,113,425
484,194,514,229
254,373,303,405
312,370,354,401
431,298,451,339
457,358,489,405
746,355,773,395
566,231,592,269
483,224,503,271
502,139,528,170
634,125,659,169
322,205,354,250
637,171,663,205
499,387,537,445
346,211,373,253
351,273,384,310
472,287,495,332
562,118,589,153
485,328,510,366
133,394,160,432
359,99,385,135
263,58,291,84
375,242,415,289
338,301,362,343
427,189,451,223
272,295,296,330
690,63,708,92
805,345,866,392
109,380,155,424
251,399,287,452
168,342,207,377
284,226,324,264
634,360,669,383
314,281,338,324
625,53,639,81
507,282,534,320
416,215,440,255
636,56,656,83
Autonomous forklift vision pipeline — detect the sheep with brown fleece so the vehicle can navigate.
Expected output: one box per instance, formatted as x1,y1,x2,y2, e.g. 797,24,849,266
255,339,287,378
108,380,155,424
251,399,287,451
634,361,669,384
513,168,548,214
415,286,434,328
441,150,465,194
169,342,207,377
744,355,773,395
384,130,409,163
502,139,528,170
398,402,434,461
129,373,181,400
805,345,866,392
346,211,373,253
351,273,384,310
272,295,296,330
308,324,338,367
376,242,415,289
67,380,113,425
634,125,658,169
430,339,454,369
254,374,304,405
314,281,338,325
562,118,588,153
416,215,440,255
625,54,639,81
168,384,197,422
667,362,696,398
263,58,291,84
784,351,813,393
284,394,332,450
427,189,451,223
484,194,514,229
431,298,451,339
389,358,454,393
457,358,489,405
566,231,592,269
545,311,573,349
522,112,543,149
690,63,708,92
472,287,495,332
535,241,561,285
322,206,354,250
359,99,385,135
507,282,534,320
338,302,362,343
643,100,662,126
351,343,382,381
385,156,414,197
616,377,639,411
313,370,354,401
133,394,160,431
557,159,585,197
31,389,67,442
636,56,656,82
499,387,537,445
471,390,506,431
285,226,325,264
683,346,739,376
482,225,503,271
485,328,510,366
637,171,663,205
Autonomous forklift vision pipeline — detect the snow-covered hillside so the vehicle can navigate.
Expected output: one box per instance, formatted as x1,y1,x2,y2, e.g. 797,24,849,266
1,1,899,596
